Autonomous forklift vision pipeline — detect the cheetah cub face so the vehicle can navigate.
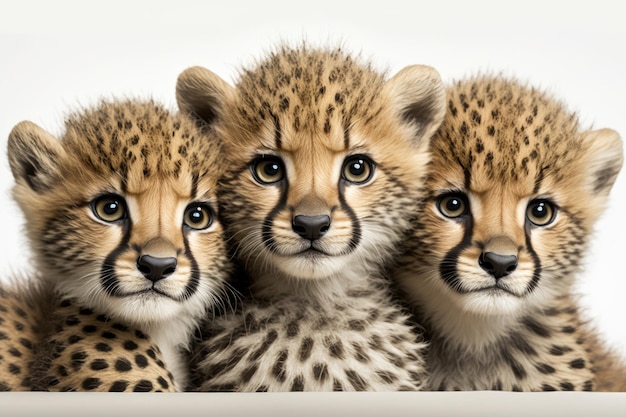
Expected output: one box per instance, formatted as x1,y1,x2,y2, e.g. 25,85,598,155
7,100,231,327
398,76,623,320
177,46,445,292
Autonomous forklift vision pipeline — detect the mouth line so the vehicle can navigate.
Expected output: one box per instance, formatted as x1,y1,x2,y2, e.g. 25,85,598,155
470,284,521,297
115,286,178,300
295,247,331,257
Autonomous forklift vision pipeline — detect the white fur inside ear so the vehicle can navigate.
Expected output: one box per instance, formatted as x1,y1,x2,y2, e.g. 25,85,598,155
7,121,65,193
176,66,236,125
581,128,623,195
382,64,447,144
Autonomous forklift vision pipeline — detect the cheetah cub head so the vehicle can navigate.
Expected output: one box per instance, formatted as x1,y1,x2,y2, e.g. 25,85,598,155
7,100,231,326
176,45,446,294
397,76,623,319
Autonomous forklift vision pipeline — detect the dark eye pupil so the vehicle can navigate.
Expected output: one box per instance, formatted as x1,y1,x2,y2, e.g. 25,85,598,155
189,208,204,223
104,202,119,215
532,203,547,218
446,198,461,212
264,163,280,176
350,160,365,176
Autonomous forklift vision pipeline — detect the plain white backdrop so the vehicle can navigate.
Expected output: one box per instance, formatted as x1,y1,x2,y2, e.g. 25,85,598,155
0,0,624,366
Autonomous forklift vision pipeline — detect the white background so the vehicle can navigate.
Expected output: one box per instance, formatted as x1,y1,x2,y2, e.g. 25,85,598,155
0,0,624,361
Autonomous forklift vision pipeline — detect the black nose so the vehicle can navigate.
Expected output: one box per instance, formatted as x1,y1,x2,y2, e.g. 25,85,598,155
137,255,177,282
292,215,331,241
479,252,518,279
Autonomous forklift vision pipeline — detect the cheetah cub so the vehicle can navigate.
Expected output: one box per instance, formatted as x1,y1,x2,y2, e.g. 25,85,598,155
394,75,624,391
176,45,446,391
6,99,231,391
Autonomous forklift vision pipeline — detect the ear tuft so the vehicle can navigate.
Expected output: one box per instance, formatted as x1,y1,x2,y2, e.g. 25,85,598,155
176,66,236,126
581,128,623,195
383,65,446,145
7,121,64,193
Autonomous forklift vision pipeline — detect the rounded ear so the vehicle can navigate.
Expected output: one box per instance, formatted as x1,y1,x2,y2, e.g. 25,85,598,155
581,128,623,197
7,121,65,193
382,65,446,146
176,66,236,126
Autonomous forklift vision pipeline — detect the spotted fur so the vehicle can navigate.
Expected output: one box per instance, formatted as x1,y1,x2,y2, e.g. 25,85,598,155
177,44,446,391
0,281,48,391
5,100,232,391
394,75,624,391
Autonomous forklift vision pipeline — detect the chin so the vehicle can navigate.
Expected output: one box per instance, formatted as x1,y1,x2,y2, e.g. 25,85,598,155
104,293,184,325
457,290,526,317
273,252,350,280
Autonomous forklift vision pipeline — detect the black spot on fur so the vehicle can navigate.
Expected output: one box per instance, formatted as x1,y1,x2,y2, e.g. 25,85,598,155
313,363,329,382
90,359,109,371
328,340,345,359
8,364,21,374
549,345,573,356
569,358,586,369
272,350,288,383
112,323,129,332
82,378,102,390
82,325,97,333
535,363,556,374
241,364,258,383
133,380,153,392
523,317,551,337
124,340,139,350
291,375,305,391
250,329,278,361
65,316,80,326
135,354,148,368
345,370,368,391
115,358,132,372
298,337,314,362
95,343,112,352
19,338,33,350
286,321,299,338
70,351,88,370
157,376,169,390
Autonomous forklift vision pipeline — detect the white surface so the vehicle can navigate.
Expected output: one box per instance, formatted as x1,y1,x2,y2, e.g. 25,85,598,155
1,392,626,417
0,0,624,361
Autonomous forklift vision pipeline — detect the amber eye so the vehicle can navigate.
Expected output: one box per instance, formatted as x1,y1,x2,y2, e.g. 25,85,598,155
437,193,468,218
342,155,374,184
184,204,214,230
251,157,285,184
91,195,127,223
526,199,556,226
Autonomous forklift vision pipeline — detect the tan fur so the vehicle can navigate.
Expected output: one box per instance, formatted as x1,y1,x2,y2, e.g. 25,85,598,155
395,75,624,391
4,99,232,391
177,44,446,391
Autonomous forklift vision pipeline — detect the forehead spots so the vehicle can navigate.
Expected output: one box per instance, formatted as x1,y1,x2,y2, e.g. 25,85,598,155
433,77,583,191
62,100,220,183
230,46,385,150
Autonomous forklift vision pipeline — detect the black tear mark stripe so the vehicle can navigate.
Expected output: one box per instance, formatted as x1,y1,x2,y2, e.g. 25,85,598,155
181,229,200,300
524,221,542,293
337,180,361,252
261,178,289,252
101,221,132,297
343,120,350,150
439,214,473,292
